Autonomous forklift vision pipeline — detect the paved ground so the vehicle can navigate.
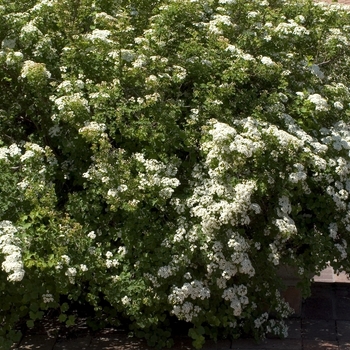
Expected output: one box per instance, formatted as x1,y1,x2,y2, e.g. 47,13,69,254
11,268,350,350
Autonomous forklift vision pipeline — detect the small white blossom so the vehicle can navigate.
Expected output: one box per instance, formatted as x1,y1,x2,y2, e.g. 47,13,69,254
87,231,96,239
307,94,329,111
334,101,344,110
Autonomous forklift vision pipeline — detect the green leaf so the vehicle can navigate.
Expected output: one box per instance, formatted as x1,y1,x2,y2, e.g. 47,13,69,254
26,320,34,328
60,302,69,313
66,315,76,326
30,302,39,313
58,314,67,323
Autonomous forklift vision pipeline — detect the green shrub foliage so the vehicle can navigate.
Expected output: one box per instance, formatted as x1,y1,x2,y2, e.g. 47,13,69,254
1,0,350,348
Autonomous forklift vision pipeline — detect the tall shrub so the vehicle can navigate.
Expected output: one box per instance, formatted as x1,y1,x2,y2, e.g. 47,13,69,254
1,0,350,348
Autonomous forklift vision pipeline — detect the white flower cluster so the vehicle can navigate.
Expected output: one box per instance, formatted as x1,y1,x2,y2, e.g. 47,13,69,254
329,222,338,240
65,267,77,284
222,284,249,316
30,0,56,12
20,60,51,80
268,243,280,266
172,301,201,322
289,163,307,183
0,221,25,282
207,14,233,35
0,143,21,160
42,291,54,303
274,196,297,239
57,79,84,94
260,56,275,66
335,239,348,260
265,124,304,150
321,121,350,152
326,28,349,48
225,44,256,62
172,65,187,81
51,92,90,115
187,174,257,235
84,29,113,44
134,153,180,199
227,231,255,276
168,280,210,321
121,295,131,305
169,280,210,304
206,241,238,283
275,19,309,36
326,183,348,211
279,113,328,155
4,51,23,65
307,93,329,111
266,319,288,338
78,121,106,139
105,250,120,269
254,312,269,328
158,253,189,278
218,0,236,3
20,20,43,47
229,133,263,159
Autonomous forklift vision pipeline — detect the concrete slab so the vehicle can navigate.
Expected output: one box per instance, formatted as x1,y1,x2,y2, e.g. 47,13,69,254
338,340,350,350
335,296,350,320
302,340,339,349
19,334,57,350
89,334,151,350
301,320,337,341
259,339,301,349
302,296,334,320
53,336,92,350
285,319,302,340
201,339,231,350
337,321,350,341
230,338,268,349
231,338,301,350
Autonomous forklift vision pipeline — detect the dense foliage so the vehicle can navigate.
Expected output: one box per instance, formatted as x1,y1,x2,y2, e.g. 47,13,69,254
1,0,350,348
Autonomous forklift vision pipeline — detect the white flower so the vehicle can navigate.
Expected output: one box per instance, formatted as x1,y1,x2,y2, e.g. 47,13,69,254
5,51,24,65
218,0,236,3
86,29,112,43
334,101,344,110
61,255,70,264
310,64,325,79
121,296,131,305
254,312,269,328
260,56,275,66
66,266,77,275
307,94,329,111
8,144,21,157
43,292,54,303
87,231,96,239
247,11,259,18
20,150,35,162
80,264,88,272
20,60,51,79
0,221,25,282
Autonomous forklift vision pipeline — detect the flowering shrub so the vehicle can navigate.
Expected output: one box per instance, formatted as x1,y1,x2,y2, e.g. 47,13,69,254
1,0,350,348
